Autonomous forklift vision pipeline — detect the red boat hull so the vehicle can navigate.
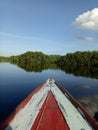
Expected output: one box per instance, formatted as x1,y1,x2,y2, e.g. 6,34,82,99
0,78,98,130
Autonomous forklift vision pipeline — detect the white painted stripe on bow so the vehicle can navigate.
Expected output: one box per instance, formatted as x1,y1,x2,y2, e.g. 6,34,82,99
5,82,50,130
50,81,94,130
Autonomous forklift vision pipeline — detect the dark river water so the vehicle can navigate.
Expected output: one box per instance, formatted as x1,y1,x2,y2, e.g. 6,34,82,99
0,62,98,123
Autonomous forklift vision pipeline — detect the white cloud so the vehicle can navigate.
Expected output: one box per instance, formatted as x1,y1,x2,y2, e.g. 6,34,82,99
74,8,98,31
76,33,93,41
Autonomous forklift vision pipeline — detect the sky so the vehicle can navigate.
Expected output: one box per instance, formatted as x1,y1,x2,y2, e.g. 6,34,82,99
0,0,98,56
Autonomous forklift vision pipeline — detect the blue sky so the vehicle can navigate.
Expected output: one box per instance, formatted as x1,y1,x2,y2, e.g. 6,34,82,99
0,0,98,56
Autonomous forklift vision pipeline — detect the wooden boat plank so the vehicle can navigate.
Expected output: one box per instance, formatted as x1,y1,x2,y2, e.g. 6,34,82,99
32,91,69,130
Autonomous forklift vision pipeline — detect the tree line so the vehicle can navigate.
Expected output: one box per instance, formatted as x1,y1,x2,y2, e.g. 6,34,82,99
0,51,98,78
0,52,60,71
57,51,98,78
0,51,60,63
57,51,98,69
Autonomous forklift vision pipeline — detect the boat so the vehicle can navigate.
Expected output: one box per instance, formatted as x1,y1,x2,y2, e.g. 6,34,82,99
0,78,98,130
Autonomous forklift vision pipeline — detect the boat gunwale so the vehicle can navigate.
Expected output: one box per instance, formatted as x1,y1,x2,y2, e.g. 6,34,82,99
55,81,98,130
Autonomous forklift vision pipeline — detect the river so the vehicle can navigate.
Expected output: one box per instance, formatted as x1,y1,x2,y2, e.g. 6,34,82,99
0,62,98,123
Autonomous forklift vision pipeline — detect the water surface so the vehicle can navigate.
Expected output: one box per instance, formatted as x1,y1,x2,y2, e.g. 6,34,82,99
0,62,98,122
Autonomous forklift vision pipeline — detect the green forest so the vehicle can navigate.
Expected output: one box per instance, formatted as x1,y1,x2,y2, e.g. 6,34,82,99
0,52,60,71
0,51,98,78
57,51,98,78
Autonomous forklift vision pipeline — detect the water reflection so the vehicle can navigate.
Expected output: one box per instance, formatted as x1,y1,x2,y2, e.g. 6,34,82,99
78,94,98,120
60,65,98,79
11,60,98,79
94,112,98,121
69,84,98,121
11,61,59,72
